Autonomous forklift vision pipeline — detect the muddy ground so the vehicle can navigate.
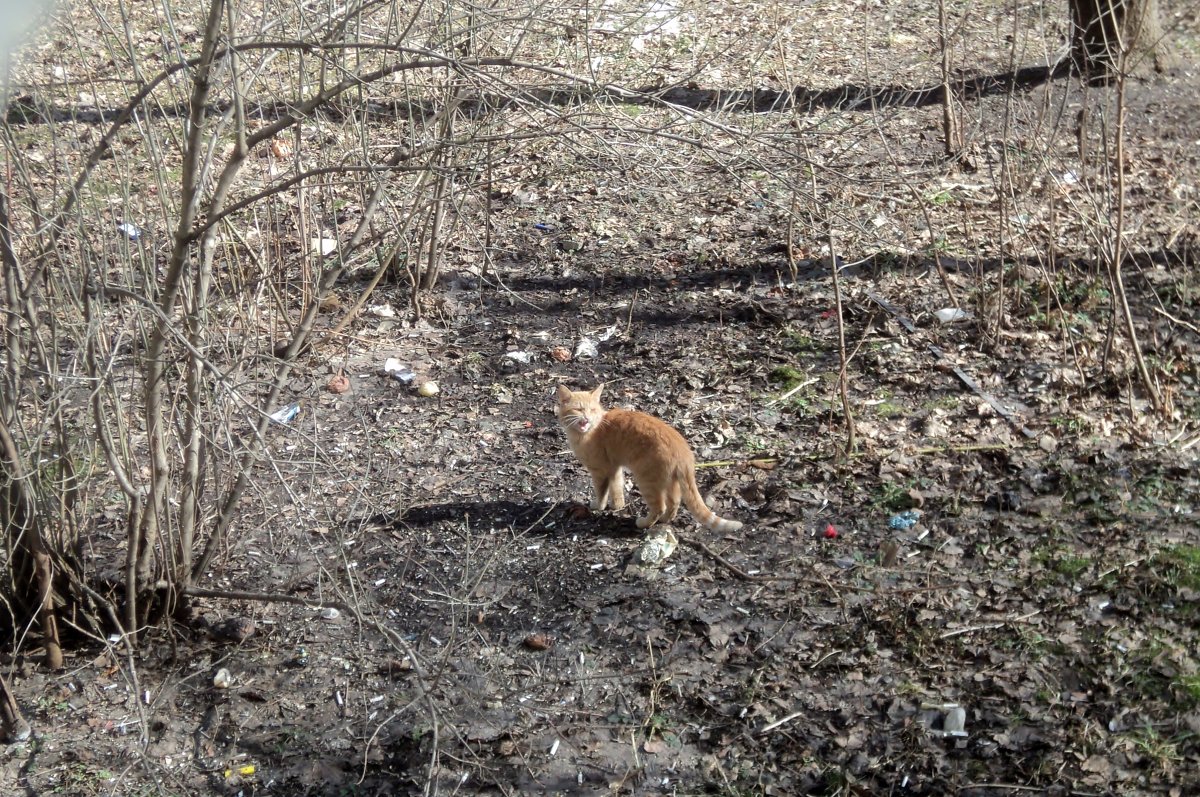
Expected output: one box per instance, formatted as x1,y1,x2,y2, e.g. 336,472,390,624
8,228,1200,796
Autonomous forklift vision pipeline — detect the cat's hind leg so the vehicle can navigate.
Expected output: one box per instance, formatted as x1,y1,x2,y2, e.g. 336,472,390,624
635,490,668,529
663,482,682,523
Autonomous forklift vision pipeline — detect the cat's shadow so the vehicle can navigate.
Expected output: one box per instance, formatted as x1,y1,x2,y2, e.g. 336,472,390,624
355,498,643,539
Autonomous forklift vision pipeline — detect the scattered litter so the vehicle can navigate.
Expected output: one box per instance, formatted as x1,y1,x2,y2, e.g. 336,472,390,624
534,222,553,231
116,222,141,241
270,138,292,158
381,656,413,674
417,381,440,397
327,373,350,394
888,510,922,530
934,308,972,324
573,338,598,359
224,764,256,779
382,359,415,383
550,346,572,362
268,403,300,425
319,607,341,621
504,351,533,364
213,668,232,689
367,304,397,318
597,324,620,342
822,523,839,540
626,0,684,51
523,633,554,651
512,189,539,207
5,718,30,742
944,706,966,734
311,237,337,256
549,738,560,756
921,702,969,739
1059,170,1079,185
635,528,678,566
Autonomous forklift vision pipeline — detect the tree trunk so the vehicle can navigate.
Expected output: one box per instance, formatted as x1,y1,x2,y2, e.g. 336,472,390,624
0,420,64,670
1069,0,1176,78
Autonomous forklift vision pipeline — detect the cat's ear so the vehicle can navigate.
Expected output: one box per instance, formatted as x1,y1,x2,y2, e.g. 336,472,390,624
591,384,605,400
555,385,572,403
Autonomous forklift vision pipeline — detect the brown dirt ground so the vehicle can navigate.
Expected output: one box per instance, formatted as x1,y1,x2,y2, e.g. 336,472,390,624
4,2,1200,796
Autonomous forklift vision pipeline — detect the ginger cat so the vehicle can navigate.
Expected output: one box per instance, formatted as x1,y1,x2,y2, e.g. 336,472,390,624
555,385,743,533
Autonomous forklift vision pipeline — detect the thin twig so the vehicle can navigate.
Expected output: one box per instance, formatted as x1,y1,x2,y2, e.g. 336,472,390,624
766,379,818,407
1109,58,1162,411
912,443,1009,454
808,649,844,670
939,609,1041,639
1150,305,1200,336
695,457,778,470
180,586,353,614
759,710,805,735
681,539,764,581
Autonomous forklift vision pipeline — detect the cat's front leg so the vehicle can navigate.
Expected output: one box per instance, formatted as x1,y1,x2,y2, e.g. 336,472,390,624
607,466,626,510
589,469,612,511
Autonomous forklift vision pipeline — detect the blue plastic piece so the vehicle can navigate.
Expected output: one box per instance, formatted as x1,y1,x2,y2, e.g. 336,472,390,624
888,510,921,530
269,403,300,424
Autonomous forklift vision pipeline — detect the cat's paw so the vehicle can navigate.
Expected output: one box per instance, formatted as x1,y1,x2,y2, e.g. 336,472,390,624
589,498,606,511
635,515,655,529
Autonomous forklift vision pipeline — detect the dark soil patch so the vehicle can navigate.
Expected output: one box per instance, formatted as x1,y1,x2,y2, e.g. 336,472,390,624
9,241,1200,794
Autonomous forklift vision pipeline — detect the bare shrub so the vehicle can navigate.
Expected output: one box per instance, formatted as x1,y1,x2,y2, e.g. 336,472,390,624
0,0,826,659
0,0,1185,676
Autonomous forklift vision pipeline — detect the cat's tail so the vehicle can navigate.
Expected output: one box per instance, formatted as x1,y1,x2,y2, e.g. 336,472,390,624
680,466,743,533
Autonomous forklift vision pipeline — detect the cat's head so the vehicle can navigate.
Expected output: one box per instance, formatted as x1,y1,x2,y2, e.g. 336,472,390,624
555,384,604,433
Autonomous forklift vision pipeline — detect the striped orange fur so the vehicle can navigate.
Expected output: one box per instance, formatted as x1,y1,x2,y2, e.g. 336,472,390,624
555,385,743,533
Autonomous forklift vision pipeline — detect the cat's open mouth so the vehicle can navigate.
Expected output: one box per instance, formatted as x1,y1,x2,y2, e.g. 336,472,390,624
564,415,591,433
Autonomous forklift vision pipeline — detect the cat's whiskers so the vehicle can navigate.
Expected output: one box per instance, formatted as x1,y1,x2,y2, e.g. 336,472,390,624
563,413,590,433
